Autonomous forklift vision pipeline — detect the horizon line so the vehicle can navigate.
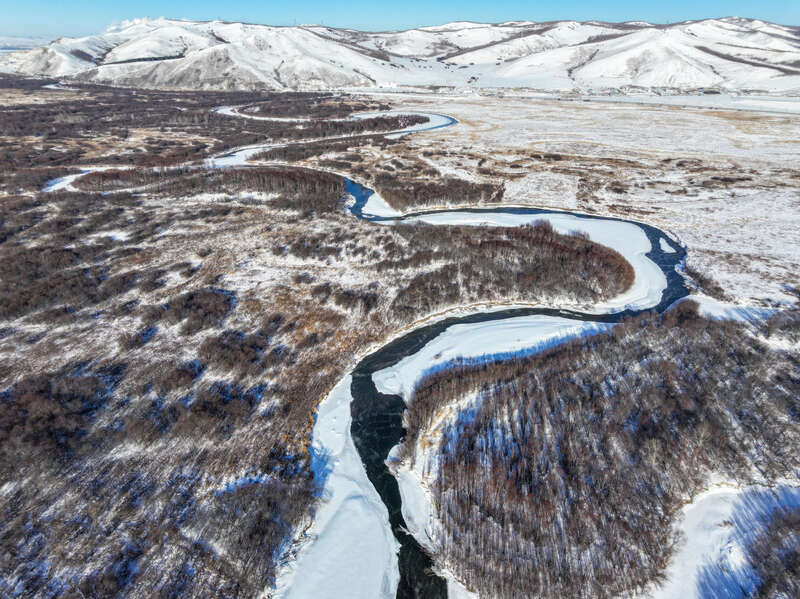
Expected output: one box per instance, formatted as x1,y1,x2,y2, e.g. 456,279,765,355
3,14,796,41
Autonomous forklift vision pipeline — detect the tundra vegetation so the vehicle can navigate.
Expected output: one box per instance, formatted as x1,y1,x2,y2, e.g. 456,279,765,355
0,76,403,175
0,76,636,597
403,301,800,598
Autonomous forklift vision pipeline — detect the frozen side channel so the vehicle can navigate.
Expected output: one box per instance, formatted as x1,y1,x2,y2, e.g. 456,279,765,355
273,376,399,599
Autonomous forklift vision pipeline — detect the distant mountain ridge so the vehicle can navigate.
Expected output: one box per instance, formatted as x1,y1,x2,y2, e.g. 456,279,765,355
2,17,799,92
0,35,50,52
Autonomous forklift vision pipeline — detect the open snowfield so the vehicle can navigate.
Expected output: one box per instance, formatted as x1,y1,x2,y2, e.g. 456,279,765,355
375,92,800,305
584,93,800,115
649,483,800,599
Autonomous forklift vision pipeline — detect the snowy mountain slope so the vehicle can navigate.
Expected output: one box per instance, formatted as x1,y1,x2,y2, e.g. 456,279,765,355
446,22,621,64
75,24,405,90
102,25,215,63
2,16,799,92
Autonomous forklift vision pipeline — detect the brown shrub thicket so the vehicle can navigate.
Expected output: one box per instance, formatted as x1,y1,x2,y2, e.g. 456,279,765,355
252,135,394,163
76,166,345,212
746,506,800,598
241,94,389,119
0,85,403,171
374,173,504,211
386,221,634,319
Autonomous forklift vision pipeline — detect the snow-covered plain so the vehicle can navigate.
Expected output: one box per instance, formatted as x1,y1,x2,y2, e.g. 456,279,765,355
0,35,48,52
585,93,800,115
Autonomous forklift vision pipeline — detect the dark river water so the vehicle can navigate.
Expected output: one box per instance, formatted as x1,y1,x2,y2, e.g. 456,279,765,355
47,108,690,598
344,176,689,597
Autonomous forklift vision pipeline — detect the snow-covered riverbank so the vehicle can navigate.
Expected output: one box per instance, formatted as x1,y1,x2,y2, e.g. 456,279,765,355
649,483,800,599
373,315,612,401
272,376,399,599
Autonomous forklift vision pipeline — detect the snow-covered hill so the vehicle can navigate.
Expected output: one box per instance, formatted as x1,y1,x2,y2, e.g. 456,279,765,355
2,16,799,92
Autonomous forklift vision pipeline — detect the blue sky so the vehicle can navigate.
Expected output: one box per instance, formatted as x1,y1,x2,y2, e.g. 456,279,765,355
2,0,798,38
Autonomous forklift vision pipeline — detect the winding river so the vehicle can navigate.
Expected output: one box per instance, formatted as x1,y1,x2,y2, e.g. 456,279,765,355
343,178,687,597
44,105,689,598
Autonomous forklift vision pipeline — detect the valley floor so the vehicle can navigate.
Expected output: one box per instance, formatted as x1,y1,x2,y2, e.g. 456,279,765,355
0,80,798,598
341,92,800,306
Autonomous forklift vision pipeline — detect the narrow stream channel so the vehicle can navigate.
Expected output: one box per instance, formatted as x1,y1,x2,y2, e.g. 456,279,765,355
344,177,689,597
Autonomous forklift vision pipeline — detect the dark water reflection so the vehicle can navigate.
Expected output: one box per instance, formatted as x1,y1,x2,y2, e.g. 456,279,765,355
346,176,689,597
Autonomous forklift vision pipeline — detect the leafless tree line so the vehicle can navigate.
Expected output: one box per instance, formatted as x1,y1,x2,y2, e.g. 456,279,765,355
374,173,504,211
385,221,633,320
405,302,800,598
240,95,389,119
